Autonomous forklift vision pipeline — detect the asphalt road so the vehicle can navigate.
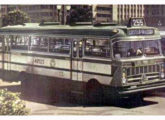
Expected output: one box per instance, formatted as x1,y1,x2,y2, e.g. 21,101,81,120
25,92,165,115
1,80,165,115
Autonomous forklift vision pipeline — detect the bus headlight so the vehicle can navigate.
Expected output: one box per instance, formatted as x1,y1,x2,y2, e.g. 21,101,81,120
160,72,165,79
122,77,127,84
122,68,127,84
160,64,165,79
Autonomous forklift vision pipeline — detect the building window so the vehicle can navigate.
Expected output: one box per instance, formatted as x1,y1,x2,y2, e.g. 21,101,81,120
97,7,112,11
97,13,111,17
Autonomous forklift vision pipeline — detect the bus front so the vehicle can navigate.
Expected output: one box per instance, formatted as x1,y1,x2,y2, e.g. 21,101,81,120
112,18,165,96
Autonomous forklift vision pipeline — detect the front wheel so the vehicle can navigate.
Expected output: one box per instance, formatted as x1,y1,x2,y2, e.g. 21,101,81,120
128,93,144,104
86,82,104,105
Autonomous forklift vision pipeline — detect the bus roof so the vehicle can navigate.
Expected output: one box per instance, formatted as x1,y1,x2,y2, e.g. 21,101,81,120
0,23,159,39
1,23,127,30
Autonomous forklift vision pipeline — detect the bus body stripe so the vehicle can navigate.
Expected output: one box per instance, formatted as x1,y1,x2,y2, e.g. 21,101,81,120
2,61,113,77
6,51,112,64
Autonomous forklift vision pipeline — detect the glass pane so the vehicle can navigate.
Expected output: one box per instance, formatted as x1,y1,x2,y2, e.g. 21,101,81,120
11,35,29,51
49,38,71,54
0,36,3,51
161,38,165,55
85,39,110,58
30,36,48,52
113,40,160,58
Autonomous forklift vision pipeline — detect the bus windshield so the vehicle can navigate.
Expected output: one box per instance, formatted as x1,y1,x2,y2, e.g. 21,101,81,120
113,40,160,58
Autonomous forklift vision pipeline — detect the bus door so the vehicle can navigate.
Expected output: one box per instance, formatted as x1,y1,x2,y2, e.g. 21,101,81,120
5,36,11,72
0,36,4,72
71,39,83,82
0,35,12,80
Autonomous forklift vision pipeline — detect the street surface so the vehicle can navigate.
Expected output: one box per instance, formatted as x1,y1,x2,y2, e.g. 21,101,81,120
1,80,165,115
25,94,165,115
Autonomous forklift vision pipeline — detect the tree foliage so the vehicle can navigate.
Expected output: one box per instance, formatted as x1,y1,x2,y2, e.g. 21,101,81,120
69,6,92,24
0,89,30,115
2,9,30,26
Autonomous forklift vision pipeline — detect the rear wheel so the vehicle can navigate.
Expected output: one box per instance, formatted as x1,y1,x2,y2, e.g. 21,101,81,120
86,81,104,105
20,73,33,98
20,73,28,96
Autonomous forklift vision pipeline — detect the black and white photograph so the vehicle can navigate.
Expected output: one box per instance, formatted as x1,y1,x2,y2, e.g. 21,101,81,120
0,1,165,119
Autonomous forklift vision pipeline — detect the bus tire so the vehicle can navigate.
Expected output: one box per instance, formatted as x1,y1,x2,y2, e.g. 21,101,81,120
129,93,144,104
86,80,103,105
20,72,28,96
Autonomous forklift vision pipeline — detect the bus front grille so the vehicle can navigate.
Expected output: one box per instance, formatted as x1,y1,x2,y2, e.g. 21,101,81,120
126,64,160,84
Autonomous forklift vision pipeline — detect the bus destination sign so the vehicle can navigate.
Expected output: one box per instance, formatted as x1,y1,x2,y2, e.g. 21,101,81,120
128,18,146,27
128,29,154,36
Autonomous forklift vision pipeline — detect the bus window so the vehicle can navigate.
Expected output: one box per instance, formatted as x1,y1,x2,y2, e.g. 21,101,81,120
0,36,3,51
84,39,110,58
11,35,29,51
49,38,71,54
161,37,165,55
113,40,160,58
30,36,48,52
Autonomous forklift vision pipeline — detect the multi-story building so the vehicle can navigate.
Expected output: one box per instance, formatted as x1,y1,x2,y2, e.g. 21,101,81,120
18,5,58,23
144,5,165,27
0,5,58,23
0,5,18,17
117,5,144,24
0,5,146,25
0,5,8,17
93,5,144,24
92,5,117,23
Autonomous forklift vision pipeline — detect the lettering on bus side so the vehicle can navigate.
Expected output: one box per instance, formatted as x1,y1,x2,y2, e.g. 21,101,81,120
50,59,56,67
33,58,44,65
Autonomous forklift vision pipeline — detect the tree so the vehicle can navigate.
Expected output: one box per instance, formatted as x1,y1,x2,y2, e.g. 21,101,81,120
0,89,30,115
2,9,31,26
69,6,92,24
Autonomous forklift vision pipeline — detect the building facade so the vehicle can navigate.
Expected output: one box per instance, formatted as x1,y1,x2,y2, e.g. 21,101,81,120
0,5,19,17
18,5,58,23
0,5,58,23
144,5,165,27
117,5,144,24
93,5,144,24
92,5,117,23
2,5,161,26
0,5,8,18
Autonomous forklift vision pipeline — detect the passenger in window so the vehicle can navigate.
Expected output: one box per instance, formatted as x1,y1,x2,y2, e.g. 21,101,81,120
127,48,136,57
136,48,143,56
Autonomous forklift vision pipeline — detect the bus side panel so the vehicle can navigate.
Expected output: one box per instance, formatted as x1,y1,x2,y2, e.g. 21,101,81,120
1,53,77,102
0,52,4,80
82,60,112,85
1,53,33,82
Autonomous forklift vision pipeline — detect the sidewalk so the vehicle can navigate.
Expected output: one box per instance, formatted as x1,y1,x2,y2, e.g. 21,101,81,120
0,79,21,86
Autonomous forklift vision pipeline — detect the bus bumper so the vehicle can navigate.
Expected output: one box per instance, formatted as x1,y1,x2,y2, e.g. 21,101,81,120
118,81,165,95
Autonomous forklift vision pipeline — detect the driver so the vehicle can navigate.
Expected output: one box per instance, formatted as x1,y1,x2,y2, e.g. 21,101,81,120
136,48,143,56
127,48,136,56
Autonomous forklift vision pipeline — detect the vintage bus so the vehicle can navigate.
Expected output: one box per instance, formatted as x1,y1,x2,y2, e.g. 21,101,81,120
0,18,165,104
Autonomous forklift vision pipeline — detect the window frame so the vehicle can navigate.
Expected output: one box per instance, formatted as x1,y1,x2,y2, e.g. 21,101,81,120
84,38,111,59
6,34,73,57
